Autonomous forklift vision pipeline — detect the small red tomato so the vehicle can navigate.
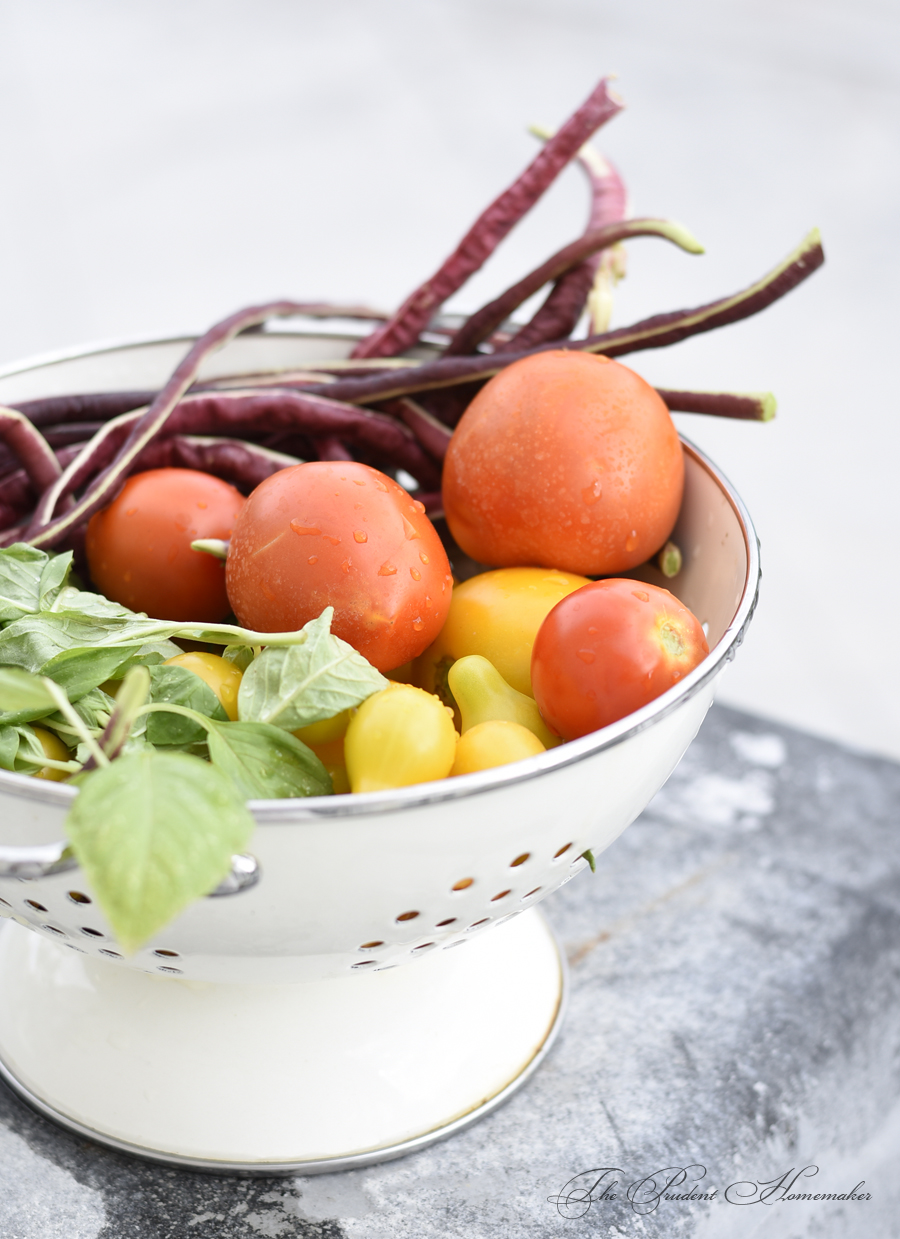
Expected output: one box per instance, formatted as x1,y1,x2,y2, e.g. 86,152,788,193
531,579,709,739
225,461,453,672
85,468,245,622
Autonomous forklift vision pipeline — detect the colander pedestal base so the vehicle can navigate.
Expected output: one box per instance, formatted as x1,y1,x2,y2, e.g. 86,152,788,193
0,908,565,1173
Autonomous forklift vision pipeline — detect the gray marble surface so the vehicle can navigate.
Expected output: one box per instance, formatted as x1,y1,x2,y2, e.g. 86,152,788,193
2,702,898,1238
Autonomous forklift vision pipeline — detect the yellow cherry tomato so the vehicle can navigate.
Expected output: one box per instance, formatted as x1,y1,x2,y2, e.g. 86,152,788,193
344,682,458,793
293,709,351,749
30,726,72,782
293,709,351,770
451,720,545,776
163,651,243,720
413,566,591,699
447,655,560,748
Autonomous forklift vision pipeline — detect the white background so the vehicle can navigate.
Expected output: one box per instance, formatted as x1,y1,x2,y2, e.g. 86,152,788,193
1,0,897,758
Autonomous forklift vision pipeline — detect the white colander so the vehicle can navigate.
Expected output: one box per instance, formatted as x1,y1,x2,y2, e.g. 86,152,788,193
0,330,759,1173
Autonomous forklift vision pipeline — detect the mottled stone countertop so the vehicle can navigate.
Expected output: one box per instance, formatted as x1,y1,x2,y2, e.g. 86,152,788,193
2,703,898,1238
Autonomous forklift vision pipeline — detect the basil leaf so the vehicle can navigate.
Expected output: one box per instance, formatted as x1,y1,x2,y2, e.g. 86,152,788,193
38,553,74,612
65,750,255,954
46,585,142,621
146,665,227,746
0,545,72,624
223,644,256,672
238,609,387,731
0,721,68,772
206,721,332,799
0,666,57,717
0,723,23,769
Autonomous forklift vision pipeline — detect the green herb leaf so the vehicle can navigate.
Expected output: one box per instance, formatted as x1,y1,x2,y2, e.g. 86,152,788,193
206,721,332,799
0,666,58,717
146,665,227,746
65,750,255,954
0,545,72,624
238,608,387,731
222,644,256,672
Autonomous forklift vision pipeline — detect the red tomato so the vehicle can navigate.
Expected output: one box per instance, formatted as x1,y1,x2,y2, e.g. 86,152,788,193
225,462,453,672
85,468,245,622
442,350,684,575
531,579,709,739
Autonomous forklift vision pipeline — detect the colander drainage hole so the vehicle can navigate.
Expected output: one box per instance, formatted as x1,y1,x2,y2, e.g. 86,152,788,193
157,966,183,975
0,897,10,908
67,891,92,905
25,900,47,912
510,853,530,867
153,949,180,958
99,949,122,959
490,889,511,902
64,944,86,953
435,918,456,927
395,911,419,922
351,960,377,969
553,843,573,859
81,928,104,938
466,918,491,931
358,940,384,951
412,942,436,952
523,887,542,900
451,878,473,891
40,925,66,937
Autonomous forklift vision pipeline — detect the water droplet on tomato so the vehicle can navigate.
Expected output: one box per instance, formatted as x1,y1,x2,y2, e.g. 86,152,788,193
354,530,368,543
323,534,341,546
378,561,398,576
625,531,639,552
374,479,388,492
632,590,649,603
352,478,366,486
402,516,421,541
308,556,318,565
341,559,351,574
419,552,430,565
290,520,322,537
412,617,424,632
410,567,421,581
125,507,138,517
580,479,603,505
576,649,596,664
413,500,426,514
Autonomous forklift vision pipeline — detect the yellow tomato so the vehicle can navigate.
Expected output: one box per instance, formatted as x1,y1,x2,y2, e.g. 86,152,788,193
451,720,545,776
30,727,72,782
413,566,591,698
344,683,458,793
163,651,243,720
447,655,559,748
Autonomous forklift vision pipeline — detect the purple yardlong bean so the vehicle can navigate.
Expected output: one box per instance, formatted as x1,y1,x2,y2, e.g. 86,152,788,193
506,143,628,350
303,229,825,409
0,406,63,495
19,386,445,538
21,300,339,549
351,77,623,360
443,218,701,356
657,390,777,421
132,436,302,490
379,399,453,460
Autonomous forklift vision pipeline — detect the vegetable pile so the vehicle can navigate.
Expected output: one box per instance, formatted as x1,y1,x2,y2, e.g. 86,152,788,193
0,77,823,951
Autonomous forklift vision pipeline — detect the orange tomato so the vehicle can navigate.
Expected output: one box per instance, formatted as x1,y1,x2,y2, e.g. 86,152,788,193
85,468,244,622
225,462,452,672
441,351,684,576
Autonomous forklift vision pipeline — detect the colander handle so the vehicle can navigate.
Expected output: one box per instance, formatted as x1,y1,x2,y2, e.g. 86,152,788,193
0,844,260,895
